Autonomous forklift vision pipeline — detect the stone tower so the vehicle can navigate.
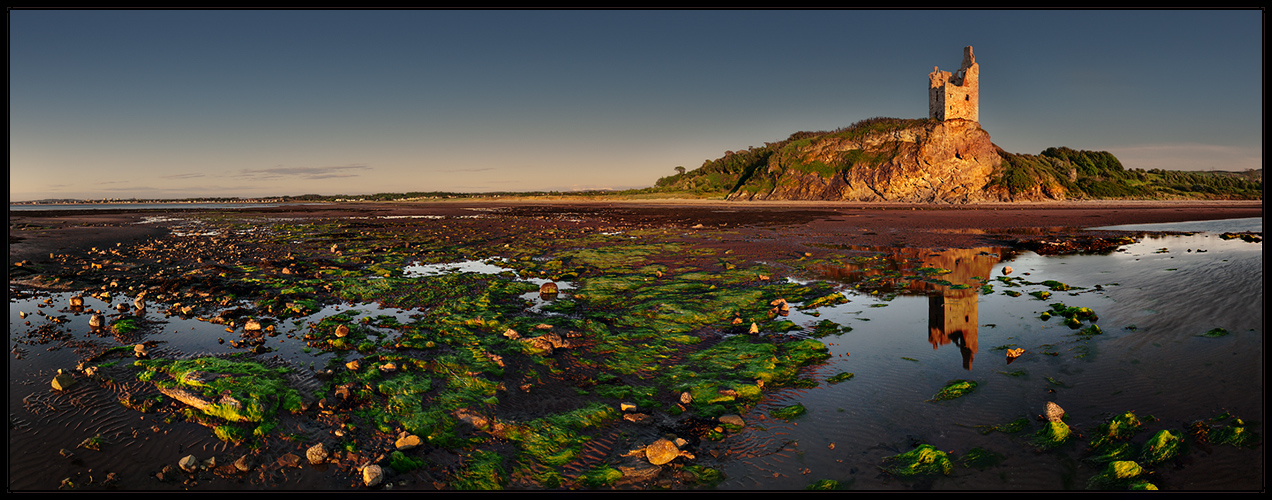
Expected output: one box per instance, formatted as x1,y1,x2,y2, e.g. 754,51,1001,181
928,46,979,122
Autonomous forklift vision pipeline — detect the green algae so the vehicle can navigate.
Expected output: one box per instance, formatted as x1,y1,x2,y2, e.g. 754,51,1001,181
978,417,1030,435
1139,429,1183,465
827,372,855,384
960,447,1006,469
134,355,303,442
810,319,851,337
772,403,807,420
1199,413,1261,449
1086,460,1154,490
928,380,977,402
110,318,140,335
452,449,506,490
1088,411,1146,450
805,479,842,490
1033,421,1073,450
880,444,954,478
1200,327,1230,338
578,465,623,488
388,450,425,474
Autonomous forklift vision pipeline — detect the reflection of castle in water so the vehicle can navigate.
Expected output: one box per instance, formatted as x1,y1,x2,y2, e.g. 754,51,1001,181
822,246,1005,370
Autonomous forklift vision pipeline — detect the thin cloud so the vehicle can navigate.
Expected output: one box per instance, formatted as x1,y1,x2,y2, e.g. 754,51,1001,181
240,164,373,180
160,172,207,180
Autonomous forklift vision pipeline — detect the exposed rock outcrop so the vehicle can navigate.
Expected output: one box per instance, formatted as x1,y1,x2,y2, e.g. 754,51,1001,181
727,119,1001,203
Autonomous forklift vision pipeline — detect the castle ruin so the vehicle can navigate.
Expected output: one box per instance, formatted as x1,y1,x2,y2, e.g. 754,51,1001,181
928,46,979,122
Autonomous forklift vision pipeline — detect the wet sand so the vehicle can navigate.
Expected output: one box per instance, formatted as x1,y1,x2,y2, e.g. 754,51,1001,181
10,199,1263,265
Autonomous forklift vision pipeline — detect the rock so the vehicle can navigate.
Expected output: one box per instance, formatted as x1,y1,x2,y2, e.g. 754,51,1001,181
645,438,686,465
679,392,693,404
1006,348,1025,361
539,282,558,295
234,455,253,472
52,369,76,391
379,362,397,373
346,359,361,371
306,443,329,464
502,328,521,339
335,324,350,338
522,332,569,355
623,413,650,423
179,454,199,472
620,402,638,412
719,415,745,428
749,322,759,334
362,464,384,487
243,319,262,332
278,453,301,468
134,296,145,310
1002,266,1013,275
69,296,84,307
395,432,423,450
454,408,491,431
725,119,1007,203
89,314,105,328
133,344,149,358
1045,401,1065,423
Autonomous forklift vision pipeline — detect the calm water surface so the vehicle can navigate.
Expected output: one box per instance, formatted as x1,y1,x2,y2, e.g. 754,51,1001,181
710,217,1262,490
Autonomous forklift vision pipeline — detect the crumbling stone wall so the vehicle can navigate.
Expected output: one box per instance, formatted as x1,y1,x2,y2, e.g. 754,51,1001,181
928,46,979,122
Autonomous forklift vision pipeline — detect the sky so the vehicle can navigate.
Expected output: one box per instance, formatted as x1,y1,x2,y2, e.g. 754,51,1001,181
9,9,1264,201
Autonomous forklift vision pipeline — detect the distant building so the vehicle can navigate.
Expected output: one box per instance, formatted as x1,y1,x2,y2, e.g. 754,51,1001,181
928,46,979,122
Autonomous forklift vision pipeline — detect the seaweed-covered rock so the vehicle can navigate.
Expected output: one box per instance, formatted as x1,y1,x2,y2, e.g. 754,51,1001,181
1140,429,1183,465
880,444,954,477
1033,420,1073,450
929,380,977,401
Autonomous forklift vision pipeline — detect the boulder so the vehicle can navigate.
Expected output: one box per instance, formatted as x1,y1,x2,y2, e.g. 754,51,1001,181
362,464,384,487
395,432,423,450
52,369,76,391
306,443,328,465
539,282,559,295
719,415,745,427
243,319,262,332
645,438,693,465
1045,401,1065,423
179,454,199,472
234,455,254,472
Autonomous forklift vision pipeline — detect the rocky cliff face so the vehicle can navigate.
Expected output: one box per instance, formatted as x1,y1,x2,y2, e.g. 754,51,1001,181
727,119,1005,203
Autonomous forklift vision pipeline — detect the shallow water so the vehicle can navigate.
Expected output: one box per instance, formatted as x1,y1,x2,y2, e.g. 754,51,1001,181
708,218,1262,490
8,218,1262,490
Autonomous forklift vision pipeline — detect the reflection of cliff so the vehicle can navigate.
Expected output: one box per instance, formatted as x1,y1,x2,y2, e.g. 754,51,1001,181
822,246,1002,370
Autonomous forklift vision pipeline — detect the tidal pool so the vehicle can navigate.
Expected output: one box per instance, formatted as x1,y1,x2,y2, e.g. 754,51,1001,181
706,218,1262,490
